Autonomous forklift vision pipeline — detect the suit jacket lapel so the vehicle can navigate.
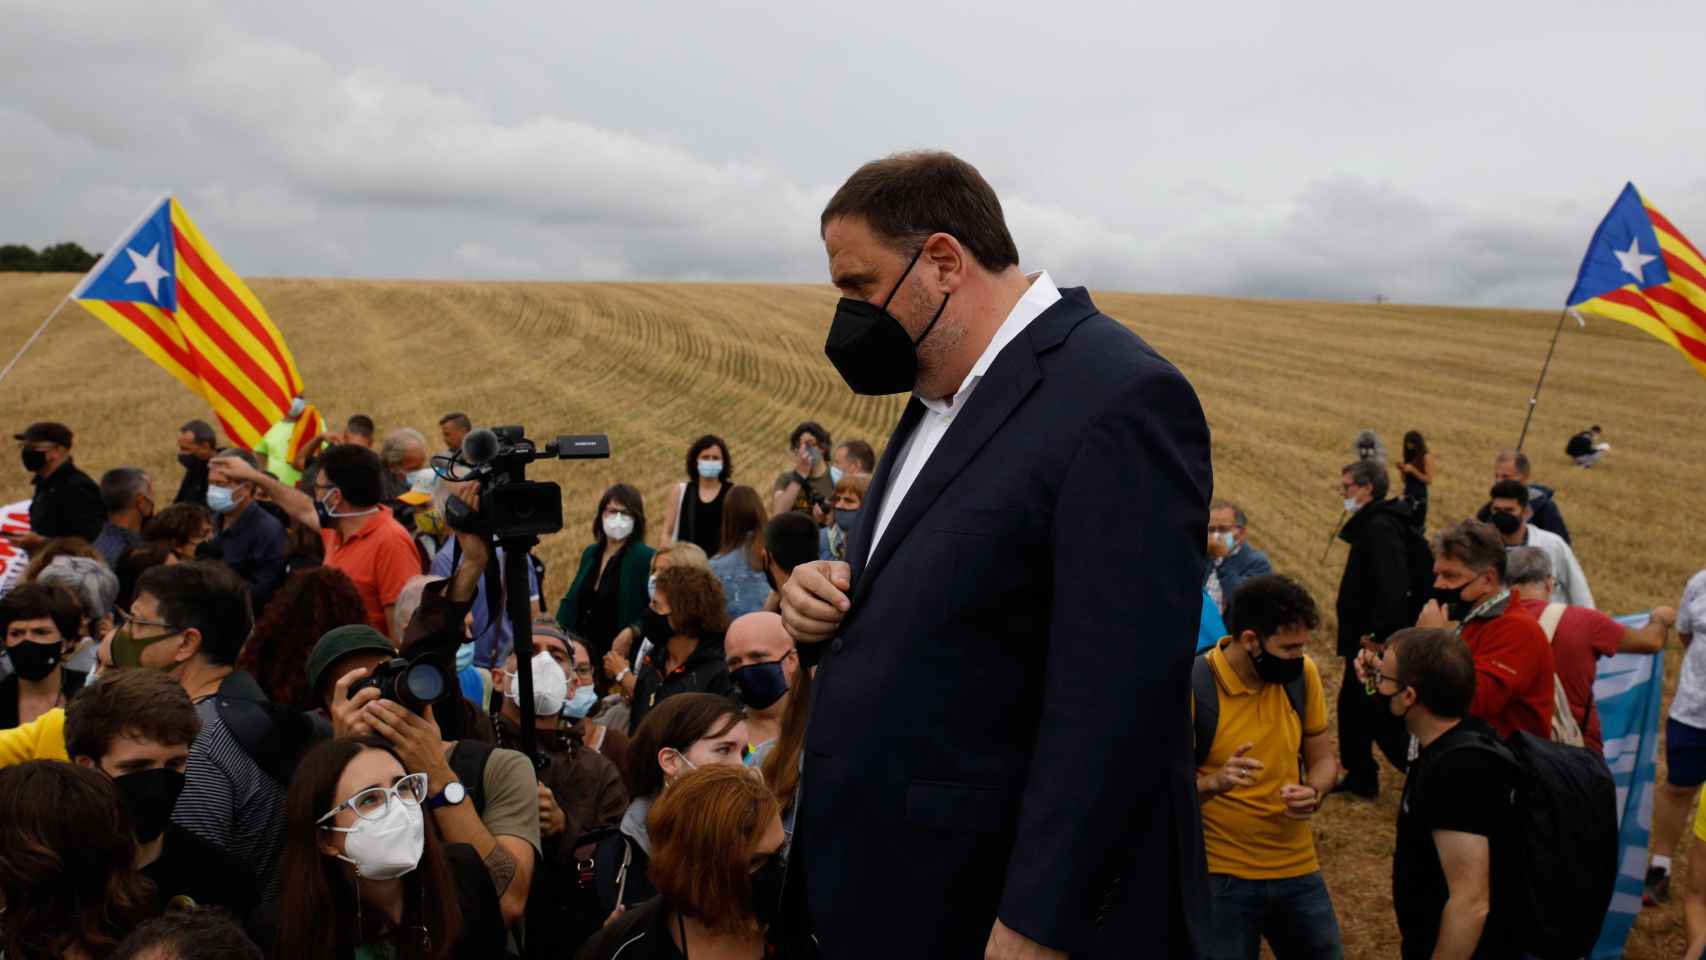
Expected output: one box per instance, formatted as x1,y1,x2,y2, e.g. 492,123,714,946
849,398,923,588
852,345,1042,608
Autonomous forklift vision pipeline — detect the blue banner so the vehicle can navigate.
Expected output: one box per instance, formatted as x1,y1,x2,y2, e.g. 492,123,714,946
1591,613,1662,960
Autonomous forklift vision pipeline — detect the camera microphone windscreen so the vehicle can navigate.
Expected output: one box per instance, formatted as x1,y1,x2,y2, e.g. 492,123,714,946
462,428,502,465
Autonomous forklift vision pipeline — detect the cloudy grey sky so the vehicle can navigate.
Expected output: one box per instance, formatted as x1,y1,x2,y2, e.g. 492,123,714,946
3,0,1703,306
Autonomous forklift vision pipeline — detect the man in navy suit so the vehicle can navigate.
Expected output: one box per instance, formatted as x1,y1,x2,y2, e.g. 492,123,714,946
780,151,1213,959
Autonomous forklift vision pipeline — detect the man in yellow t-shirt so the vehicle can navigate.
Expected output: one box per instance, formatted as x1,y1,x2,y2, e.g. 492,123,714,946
1194,574,1343,960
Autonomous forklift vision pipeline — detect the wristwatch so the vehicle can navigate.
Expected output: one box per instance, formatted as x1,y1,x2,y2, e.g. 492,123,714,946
616,667,633,683
425,780,466,810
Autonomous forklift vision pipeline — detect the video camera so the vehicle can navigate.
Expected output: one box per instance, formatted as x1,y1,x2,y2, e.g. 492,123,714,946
437,425,610,540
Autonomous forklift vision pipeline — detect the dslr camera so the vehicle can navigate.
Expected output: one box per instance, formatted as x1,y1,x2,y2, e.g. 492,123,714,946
351,655,454,712
439,425,610,540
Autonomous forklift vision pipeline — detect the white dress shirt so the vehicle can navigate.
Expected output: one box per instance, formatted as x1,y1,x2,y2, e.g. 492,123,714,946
868,271,1061,558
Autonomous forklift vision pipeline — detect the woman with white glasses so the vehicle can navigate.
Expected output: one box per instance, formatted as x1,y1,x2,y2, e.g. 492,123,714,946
264,737,505,960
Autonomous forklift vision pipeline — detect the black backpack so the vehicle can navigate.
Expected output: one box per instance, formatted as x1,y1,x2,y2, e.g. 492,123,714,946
1434,729,1618,959
1190,653,1308,767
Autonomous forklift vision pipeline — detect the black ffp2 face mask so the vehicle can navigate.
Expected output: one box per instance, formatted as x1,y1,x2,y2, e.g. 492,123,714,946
115,767,187,844
824,246,950,395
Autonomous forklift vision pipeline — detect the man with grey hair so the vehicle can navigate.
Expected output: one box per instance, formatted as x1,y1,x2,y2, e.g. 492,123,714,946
1506,545,1672,754
380,428,431,502
1206,499,1271,612
95,467,154,567
205,448,287,614
174,419,217,507
1333,457,1418,798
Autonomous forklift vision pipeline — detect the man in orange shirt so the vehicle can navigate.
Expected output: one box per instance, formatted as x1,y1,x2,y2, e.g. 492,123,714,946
215,445,420,639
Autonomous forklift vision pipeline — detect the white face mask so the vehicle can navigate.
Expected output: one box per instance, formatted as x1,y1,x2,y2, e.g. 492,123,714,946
326,797,424,880
506,651,569,716
1343,497,1362,514
602,512,635,541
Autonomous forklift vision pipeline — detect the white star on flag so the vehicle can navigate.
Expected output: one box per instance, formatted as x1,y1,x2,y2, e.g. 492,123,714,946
1613,236,1657,286
123,243,170,302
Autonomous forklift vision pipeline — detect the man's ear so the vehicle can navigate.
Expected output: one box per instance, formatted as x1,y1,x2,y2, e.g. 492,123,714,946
72,755,97,771
1236,629,1261,648
173,628,204,666
922,232,967,292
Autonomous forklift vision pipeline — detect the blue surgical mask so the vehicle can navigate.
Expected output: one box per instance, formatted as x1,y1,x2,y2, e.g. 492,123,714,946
455,641,475,672
829,466,844,486
206,485,238,514
562,684,598,719
696,459,723,479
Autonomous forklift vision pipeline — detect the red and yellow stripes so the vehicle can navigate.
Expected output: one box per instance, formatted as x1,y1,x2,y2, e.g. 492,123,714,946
287,405,325,463
74,199,307,448
1575,196,1706,380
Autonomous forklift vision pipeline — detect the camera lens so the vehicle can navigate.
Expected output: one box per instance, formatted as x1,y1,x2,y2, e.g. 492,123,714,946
402,662,447,704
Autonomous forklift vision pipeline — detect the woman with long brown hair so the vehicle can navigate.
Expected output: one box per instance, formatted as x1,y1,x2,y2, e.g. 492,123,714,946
268,736,504,960
577,764,788,960
707,485,771,619
0,761,155,959
237,568,368,709
1399,430,1436,532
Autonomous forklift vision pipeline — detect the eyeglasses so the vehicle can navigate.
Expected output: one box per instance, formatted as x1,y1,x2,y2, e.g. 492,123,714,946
1377,673,1401,687
119,609,176,631
318,772,429,825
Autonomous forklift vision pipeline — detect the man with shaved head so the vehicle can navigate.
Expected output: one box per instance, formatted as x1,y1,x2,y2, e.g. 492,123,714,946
725,611,797,762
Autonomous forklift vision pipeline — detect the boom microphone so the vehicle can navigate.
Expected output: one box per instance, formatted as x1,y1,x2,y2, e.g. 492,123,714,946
461,428,502,466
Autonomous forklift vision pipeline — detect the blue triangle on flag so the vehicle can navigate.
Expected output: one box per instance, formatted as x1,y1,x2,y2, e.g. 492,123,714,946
1567,182,1671,307
72,197,177,311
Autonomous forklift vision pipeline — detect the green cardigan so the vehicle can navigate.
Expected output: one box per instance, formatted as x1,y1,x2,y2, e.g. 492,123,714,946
555,540,655,642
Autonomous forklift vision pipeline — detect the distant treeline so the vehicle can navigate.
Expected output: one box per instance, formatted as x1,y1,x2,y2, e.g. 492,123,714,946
1,242,99,273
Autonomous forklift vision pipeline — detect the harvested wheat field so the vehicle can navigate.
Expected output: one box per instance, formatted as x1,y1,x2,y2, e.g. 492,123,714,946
2,271,1702,957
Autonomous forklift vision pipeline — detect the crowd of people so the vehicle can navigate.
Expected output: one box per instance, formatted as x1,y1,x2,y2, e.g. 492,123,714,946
0,148,1687,960
0,412,873,959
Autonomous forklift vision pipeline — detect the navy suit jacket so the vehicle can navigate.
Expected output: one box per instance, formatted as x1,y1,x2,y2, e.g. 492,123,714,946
790,287,1213,958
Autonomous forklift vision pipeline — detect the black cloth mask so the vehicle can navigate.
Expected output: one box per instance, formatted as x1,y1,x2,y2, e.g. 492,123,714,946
1488,511,1523,536
732,658,790,711
642,610,675,646
1430,583,1473,622
823,246,950,395
1250,642,1304,685
5,641,62,682
21,448,47,473
115,768,186,844
177,452,201,469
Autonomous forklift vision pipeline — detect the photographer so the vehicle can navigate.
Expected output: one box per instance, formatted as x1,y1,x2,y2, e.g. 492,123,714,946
770,421,835,523
311,520,540,930
214,444,422,640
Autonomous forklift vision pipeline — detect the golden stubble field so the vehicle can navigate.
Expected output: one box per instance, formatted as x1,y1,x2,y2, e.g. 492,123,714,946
2,272,1702,957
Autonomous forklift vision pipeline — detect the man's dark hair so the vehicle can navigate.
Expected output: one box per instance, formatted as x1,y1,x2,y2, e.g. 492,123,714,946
438,412,472,431
1432,519,1507,582
111,907,262,960
317,444,385,507
591,483,648,546
114,542,176,614
1488,479,1529,508
821,151,1020,273
628,693,746,799
788,422,831,455
142,503,212,549
685,435,734,484
0,582,82,645
1209,499,1248,529
1341,460,1389,501
65,669,202,763
179,420,216,446
1389,628,1477,718
134,562,254,667
837,440,876,473
1226,574,1320,640
99,468,150,515
216,448,259,472
345,415,375,439
764,512,821,576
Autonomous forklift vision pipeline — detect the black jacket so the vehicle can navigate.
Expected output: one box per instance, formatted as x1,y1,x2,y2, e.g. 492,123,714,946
789,288,1212,959
28,460,103,542
1335,497,1417,656
627,635,734,734
1476,482,1571,545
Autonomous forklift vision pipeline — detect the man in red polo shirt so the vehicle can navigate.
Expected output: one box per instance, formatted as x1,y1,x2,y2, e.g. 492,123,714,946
215,444,421,639
1417,519,1554,739
1505,545,1674,753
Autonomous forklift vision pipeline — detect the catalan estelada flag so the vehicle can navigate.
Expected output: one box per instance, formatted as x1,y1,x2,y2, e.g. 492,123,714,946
69,196,319,450
1567,183,1706,380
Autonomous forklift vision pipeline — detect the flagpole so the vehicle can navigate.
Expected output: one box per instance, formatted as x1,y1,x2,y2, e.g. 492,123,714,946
0,296,72,389
1515,306,1571,452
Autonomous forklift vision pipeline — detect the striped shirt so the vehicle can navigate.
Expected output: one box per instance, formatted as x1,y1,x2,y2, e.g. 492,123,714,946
171,697,287,905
